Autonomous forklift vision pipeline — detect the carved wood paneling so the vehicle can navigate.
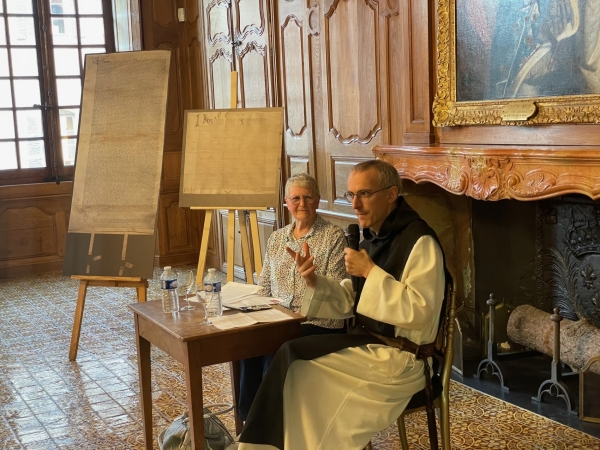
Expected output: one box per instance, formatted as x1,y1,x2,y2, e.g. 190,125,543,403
208,49,235,108
238,41,270,107
206,0,232,45
156,193,204,267
0,182,72,278
158,44,183,138
277,0,316,193
331,157,370,203
288,156,309,176
232,0,274,109
281,16,307,138
374,146,600,201
234,0,265,40
152,1,174,27
397,0,433,143
142,0,208,267
324,0,380,144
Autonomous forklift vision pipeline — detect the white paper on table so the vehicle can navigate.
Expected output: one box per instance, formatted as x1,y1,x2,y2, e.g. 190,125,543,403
227,295,280,308
221,282,262,304
210,313,259,330
246,308,292,322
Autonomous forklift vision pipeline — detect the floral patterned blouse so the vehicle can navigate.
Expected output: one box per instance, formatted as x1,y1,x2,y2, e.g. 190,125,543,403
258,214,348,329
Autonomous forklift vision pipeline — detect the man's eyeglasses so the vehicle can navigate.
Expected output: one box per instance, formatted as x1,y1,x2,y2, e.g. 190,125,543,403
286,195,317,205
343,186,393,203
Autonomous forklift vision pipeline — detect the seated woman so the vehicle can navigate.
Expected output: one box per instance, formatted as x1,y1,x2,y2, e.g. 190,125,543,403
238,173,348,421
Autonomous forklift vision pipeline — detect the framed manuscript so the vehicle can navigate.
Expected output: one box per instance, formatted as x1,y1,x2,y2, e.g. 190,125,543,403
179,108,284,209
63,50,171,278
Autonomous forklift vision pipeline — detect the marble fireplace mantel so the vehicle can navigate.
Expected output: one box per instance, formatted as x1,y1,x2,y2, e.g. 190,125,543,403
373,145,600,202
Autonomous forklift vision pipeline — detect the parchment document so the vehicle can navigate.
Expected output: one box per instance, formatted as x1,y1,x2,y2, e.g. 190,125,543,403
179,108,284,208
69,51,171,234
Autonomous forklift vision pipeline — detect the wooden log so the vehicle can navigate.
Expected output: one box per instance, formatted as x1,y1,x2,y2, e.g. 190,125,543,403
507,305,600,375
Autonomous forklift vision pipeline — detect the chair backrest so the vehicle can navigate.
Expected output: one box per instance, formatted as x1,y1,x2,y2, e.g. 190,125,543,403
437,278,458,394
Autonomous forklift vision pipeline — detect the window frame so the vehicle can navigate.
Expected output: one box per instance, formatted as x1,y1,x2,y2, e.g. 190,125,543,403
0,0,115,186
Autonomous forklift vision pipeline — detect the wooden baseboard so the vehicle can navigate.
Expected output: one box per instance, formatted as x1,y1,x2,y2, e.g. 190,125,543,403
0,260,64,279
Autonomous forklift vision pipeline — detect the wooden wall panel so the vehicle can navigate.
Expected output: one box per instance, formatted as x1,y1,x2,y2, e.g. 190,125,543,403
0,183,72,278
233,0,274,108
141,0,209,269
278,0,314,181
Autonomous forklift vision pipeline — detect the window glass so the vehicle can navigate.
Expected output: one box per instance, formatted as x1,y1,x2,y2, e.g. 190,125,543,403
16,109,43,138
0,142,18,170
0,19,6,45
19,139,46,168
62,138,77,166
79,18,104,45
13,79,41,107
81,47,105,66
59,108,80,136
51,17,78,45
8,17,36,45
56,78,81,105
0,110,15,138
77,0,103,15
6,0,32,14
0,79,12,107
0,48,9,76
54,48,80,76
50,0,76,15
10,47,38,76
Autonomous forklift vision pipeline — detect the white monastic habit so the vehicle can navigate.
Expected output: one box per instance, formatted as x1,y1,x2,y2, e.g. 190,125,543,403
238,235,445,450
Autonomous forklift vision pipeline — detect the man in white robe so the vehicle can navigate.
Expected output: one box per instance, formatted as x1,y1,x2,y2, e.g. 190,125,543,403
235,160,446,450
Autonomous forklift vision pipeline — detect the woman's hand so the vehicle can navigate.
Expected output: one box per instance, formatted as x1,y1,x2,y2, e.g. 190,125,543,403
285,242,318,288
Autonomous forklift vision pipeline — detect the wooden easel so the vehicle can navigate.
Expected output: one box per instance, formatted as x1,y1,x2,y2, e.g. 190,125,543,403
69,275,148,360
192,71,265,284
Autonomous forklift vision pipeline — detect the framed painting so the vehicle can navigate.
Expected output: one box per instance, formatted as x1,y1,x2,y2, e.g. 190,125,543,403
433,0,600,126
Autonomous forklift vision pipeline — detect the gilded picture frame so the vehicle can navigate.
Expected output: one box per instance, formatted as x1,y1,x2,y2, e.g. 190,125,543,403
433,0,600,127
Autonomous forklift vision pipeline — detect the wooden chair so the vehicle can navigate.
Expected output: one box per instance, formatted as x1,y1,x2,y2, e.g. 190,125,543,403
396,279,458,449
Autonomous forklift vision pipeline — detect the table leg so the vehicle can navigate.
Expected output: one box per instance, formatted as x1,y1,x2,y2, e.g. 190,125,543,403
135,316,153,449
69,280,89,361
184,344,205,450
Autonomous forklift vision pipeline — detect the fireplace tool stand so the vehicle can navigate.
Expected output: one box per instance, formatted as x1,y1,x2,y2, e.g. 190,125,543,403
532,307,577,413
475,294,509,392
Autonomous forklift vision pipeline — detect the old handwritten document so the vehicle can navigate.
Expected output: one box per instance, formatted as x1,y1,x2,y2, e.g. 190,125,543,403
179,108,284,208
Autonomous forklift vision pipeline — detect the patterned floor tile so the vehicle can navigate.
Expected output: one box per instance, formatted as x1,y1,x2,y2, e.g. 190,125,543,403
0,269,599,449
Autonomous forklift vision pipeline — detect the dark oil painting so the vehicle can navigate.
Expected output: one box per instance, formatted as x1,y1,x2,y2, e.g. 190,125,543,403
456,0,600,102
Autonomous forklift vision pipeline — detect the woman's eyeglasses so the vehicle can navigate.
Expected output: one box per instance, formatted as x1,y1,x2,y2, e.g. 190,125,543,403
286,195,316,205
343,186,392,203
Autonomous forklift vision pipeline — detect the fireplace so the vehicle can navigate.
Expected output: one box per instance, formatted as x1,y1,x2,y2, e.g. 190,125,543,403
373,145,600,362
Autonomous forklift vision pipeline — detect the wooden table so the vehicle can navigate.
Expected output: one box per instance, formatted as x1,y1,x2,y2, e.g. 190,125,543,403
129,301,305,449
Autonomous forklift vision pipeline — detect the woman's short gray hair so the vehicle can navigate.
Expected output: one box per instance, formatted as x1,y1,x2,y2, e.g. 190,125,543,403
350,160,402,190
285,173,320,198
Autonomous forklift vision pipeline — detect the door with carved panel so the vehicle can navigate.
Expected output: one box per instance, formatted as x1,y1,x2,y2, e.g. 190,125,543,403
201,0,278,276
276,0,403,226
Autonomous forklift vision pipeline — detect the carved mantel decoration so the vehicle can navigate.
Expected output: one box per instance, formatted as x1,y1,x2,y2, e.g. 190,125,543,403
373,146,600,201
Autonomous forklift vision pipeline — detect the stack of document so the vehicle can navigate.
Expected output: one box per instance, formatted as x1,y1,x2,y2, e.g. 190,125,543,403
210,309,291,330
221,282,282,309
207,282,289,330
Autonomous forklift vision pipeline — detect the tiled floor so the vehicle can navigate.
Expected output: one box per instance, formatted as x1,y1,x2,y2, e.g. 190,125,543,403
0,267,232,449
1,268,599,449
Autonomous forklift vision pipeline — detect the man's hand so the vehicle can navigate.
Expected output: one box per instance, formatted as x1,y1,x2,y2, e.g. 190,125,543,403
344,248,375,279
285,242,318,288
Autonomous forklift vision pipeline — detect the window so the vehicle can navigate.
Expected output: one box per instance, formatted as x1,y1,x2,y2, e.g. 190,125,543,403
0,0,114,185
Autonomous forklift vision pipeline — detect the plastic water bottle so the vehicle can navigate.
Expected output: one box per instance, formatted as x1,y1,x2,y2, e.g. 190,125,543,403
203,268,222,318
160,266,179,314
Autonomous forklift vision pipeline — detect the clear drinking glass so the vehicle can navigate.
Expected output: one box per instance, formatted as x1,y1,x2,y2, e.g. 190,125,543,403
196,286,209,324
179,270,196,311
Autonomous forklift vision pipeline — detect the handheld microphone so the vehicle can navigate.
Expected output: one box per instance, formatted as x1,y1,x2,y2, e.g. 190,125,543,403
346,224,360,292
